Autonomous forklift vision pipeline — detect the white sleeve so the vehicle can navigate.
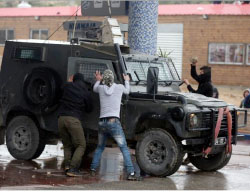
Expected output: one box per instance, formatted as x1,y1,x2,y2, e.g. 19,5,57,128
123,80,130,95
93,81,100,93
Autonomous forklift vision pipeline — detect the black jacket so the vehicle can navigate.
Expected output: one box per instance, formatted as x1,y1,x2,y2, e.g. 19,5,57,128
244,94,250,108
58,80,92,120
187,65,213,97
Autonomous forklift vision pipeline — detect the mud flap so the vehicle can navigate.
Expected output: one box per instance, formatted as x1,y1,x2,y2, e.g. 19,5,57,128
0,127,5,145
0,107,4,144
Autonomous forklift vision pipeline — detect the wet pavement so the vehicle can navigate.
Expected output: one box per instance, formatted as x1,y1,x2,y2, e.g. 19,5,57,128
1,139,250,190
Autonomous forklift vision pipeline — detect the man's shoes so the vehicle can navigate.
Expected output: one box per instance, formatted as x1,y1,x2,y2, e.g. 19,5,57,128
66,168,82,177
65,165,70,172
127,172,143,181
90,169,96,177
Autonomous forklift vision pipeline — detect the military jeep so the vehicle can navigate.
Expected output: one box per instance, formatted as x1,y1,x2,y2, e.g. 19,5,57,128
0,38,247,176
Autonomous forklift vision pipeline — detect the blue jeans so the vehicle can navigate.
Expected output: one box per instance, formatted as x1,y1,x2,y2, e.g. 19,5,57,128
90,118,135,174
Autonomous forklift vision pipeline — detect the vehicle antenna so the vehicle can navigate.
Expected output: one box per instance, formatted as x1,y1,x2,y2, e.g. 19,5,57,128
72,12,78,38
46,5,81,41
107,0,112,18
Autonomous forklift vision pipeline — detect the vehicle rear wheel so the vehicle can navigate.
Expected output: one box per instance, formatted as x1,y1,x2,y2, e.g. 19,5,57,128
6,116,45,160
188,148,232,171
136,128,183,177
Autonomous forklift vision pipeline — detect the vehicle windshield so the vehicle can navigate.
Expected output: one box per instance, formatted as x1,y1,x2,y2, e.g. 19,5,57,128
123,55,180,82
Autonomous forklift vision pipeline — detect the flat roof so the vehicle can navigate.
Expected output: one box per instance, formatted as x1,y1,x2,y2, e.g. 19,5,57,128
0,6,81,17
158,4,250,15
0,4,250,17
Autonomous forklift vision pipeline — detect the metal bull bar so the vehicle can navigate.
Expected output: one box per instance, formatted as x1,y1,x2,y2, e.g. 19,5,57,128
203,107,232,157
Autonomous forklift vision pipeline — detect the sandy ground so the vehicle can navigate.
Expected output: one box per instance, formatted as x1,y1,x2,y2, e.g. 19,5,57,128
180,84,249,107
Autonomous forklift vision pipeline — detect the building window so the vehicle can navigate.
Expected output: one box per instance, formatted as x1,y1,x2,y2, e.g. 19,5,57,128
208,43,245,65
247,44,250,65
0,29,14,45
30,29,48,40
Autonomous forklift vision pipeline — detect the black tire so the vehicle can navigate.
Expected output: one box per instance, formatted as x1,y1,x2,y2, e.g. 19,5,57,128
188,148,232,171
6,116,45,160
23,68,61,111
136,128,183,177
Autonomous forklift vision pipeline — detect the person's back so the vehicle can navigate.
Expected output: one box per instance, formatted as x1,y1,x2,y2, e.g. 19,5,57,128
94,82,129,118
59,74,92,120
58,73,92,177
90,70,138,181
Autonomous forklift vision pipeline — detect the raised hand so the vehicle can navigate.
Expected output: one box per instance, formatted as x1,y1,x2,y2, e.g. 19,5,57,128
95,70,103,81
123,74,130,81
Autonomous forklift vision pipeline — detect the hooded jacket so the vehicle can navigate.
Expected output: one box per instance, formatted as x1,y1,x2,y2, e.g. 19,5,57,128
93,80,130,118
242,89,250,108
58,79,92,120
187,65,213,97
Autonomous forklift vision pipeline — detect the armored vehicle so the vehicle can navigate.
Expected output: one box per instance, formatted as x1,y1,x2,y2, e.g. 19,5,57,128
0,37,247,176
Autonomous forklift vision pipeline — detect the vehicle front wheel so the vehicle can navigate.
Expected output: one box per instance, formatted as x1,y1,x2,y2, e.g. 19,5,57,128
188,148,232,171
136,128,183,177
6,116,45,160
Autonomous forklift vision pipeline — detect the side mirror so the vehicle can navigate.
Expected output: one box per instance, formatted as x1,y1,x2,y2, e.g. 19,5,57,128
147,67,159,94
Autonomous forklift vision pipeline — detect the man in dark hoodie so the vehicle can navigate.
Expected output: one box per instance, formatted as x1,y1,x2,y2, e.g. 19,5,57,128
184,58,213,97
183,59,214,165
58,73,92,177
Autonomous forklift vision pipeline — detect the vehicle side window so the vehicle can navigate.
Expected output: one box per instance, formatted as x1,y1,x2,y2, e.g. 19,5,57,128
68,57,116,84
75,61,108,82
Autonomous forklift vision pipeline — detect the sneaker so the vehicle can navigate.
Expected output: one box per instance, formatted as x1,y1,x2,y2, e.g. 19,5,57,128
127,172,142,181
66,168,82,177
90,169,96,177
65,165,70,172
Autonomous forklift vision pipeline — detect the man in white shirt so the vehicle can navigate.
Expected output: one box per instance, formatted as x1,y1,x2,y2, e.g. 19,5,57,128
90,69,137,181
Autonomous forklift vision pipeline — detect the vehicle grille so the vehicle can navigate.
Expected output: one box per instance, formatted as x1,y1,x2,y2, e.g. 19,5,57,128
190,110,236,134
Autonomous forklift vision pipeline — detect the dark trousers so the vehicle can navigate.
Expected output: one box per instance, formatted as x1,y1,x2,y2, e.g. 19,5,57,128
58,116,86,169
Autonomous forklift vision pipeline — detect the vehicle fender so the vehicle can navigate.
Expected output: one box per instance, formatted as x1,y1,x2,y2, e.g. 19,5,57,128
135,112,176,135
4,107,44,130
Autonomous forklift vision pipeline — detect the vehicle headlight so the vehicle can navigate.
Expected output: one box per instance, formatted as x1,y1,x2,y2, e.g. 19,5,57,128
188,113,201,130
237,110,247,128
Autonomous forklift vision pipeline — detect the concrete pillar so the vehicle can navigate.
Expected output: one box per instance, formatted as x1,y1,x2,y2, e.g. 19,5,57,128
128,0,158,55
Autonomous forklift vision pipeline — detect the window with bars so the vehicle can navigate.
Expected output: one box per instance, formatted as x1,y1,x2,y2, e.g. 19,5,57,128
0,29,14,45
124,60,179,82
75,61,108,80
30,29,48,40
